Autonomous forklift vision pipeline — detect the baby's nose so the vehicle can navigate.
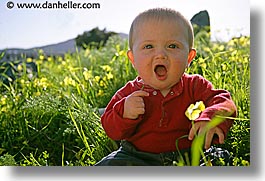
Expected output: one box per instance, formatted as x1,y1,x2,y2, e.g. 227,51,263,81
155,49,167,59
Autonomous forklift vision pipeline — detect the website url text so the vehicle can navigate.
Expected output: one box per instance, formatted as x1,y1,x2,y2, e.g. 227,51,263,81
6,1,100,10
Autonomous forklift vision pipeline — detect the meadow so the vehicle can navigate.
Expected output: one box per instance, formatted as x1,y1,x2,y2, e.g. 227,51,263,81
0,33,250,166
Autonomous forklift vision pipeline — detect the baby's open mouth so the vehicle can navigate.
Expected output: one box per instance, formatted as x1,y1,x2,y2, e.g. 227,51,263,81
154,65,167,80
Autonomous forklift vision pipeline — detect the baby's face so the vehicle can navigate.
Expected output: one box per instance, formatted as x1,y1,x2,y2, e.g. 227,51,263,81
128,19,195,93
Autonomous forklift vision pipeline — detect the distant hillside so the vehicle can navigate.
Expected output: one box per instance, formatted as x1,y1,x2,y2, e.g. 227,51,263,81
0,39,76,62
0,33,128,62
37,38,77,55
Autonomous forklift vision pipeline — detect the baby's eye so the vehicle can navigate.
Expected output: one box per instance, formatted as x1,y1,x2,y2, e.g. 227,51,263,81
144,44,153,49
168,44,178,49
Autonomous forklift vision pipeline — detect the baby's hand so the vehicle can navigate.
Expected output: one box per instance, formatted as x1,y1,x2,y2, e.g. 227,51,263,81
123,90,149,119
188,121,224,149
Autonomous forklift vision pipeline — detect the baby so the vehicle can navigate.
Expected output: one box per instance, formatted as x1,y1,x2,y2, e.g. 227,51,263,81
95,8,237,166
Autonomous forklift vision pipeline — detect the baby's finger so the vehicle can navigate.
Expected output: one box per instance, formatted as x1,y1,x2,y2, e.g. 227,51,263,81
204,129,215,149
188,125,198,140
215,127,225,144
134,99,145,108
131,90,149,97
136,107,145,115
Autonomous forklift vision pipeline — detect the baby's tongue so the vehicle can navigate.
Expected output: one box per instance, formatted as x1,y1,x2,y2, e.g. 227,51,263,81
155,65,167,76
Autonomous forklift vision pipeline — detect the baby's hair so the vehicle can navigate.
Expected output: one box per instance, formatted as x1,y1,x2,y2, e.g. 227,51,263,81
128,8,194,50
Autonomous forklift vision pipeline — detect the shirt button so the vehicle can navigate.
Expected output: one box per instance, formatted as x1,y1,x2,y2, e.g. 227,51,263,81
153,91,157,96
170,91,174,95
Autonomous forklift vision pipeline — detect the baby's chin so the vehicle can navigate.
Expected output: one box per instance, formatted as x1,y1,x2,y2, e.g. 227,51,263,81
147,80,179,91
140,75,180,89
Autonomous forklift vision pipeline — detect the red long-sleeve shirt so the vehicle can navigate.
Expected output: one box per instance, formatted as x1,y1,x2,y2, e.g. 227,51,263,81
101,73,237,153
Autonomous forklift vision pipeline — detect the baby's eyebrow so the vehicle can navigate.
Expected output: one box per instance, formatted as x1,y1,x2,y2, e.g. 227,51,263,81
140,40,155,43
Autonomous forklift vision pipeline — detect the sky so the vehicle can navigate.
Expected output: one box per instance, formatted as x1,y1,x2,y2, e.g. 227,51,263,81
0,0,250,49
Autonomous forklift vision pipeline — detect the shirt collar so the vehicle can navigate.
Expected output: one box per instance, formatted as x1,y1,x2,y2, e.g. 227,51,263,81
134,75,184,96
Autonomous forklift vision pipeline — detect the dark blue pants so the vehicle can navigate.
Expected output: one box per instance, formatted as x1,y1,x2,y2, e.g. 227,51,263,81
95,140,232,166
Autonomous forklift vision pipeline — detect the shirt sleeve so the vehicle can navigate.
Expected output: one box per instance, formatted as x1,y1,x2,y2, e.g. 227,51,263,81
100,83,142,141
190,74,237,141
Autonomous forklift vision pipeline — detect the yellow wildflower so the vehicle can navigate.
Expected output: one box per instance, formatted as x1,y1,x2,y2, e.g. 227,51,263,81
17,64,23,71
94,76,101,83
203,47,211,52
63,76,76,86
20,79,25,85
39,55,45,60
106,72,114,80
58,56,63,62
218,45,225,51
221,63,227,71
1,95,7,105
34,77,49,90
99,80,105,87
83,69,92,81
35,92,41,96
47,57,53,62
97,90,104,97
185,101,206,121
215,72,221,80
227,39,235,47
101,65,112,72
198,57,207,69
26,57,33,63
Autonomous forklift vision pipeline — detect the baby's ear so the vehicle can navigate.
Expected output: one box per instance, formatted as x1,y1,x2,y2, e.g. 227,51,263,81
127,50,135,66
187,48,196,65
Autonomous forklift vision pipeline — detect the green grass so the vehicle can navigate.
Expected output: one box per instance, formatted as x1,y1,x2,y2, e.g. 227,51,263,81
0,34,250,166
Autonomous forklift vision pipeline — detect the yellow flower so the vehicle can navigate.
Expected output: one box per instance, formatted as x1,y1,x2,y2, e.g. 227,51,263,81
58,56,63,62
1,106,7,113
26,57,33,63
17,64,23,71
198,57,207,69
94,76,101,83
34,77,49,90
35,92,41,96
221,63,227,71
97,90,104,97
227,39,235,47
20,79,25,84
185,101,206,121
99,80,105,87
63,76,76,86
106,72,114,80
39,55,45,60
203,47,211,52
83,69,92,81
1,95,7,105
215,72,221,80
218,45,225,51
101,65,112,72
231,50,237,57
47,57,53,62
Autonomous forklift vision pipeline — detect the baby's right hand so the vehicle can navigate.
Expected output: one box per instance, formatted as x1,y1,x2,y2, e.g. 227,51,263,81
123,90,149,119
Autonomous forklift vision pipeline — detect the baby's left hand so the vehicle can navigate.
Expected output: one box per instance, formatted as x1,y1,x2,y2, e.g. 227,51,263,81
188,121,224,149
